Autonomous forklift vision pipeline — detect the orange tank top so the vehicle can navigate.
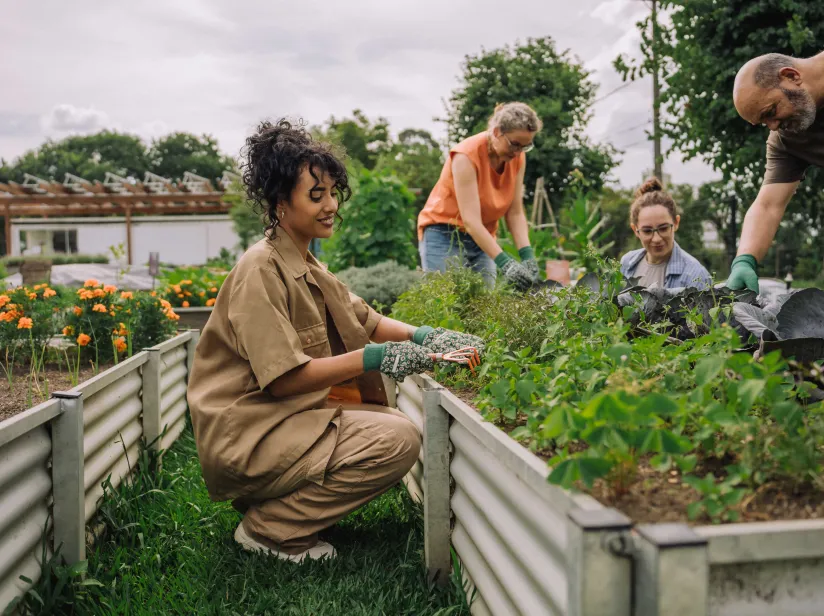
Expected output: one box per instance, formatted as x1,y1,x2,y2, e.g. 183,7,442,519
417,132,524,240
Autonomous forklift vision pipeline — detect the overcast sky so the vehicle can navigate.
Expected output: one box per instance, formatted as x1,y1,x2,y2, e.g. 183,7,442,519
0,0,720,188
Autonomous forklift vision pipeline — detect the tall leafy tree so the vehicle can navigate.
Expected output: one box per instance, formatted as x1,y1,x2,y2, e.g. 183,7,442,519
148,132,235,182
375,128,444,212
445,37,617,204
615,1,824,272
311,110,392,171
2,130,149,182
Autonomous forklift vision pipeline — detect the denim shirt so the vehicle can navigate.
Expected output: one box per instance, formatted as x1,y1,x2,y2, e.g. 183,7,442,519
620,242,712,290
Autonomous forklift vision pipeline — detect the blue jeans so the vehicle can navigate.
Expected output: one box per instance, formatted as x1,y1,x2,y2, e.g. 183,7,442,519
419,224,497,286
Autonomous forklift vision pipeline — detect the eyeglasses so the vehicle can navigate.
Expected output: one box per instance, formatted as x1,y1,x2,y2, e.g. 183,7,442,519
637,224,674,239
502,134,535,153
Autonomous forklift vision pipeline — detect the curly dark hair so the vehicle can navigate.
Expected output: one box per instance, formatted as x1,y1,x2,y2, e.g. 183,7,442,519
240,118,351,239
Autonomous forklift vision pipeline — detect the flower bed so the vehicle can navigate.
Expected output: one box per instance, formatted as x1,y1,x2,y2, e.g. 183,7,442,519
158,266,227,308
392,266,824,526
0,279,180,420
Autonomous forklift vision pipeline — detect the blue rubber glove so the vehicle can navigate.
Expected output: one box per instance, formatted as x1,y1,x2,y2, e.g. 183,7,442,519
727,255,759,292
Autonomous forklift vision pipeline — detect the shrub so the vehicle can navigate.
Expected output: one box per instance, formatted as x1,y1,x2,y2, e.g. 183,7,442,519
322,168,418,272
158,266,228,308
0,283,62,362
0,253,109,267
335,261,421,313
63,280,179,365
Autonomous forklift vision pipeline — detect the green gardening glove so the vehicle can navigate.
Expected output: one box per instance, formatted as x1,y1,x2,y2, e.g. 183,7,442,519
412,326,486,357
519,246,540,282
363,342,434,382
494,252,534,291
727,255,759,292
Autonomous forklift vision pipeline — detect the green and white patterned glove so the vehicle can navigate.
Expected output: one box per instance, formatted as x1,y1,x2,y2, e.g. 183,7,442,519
519,246,540,282
363,342,434,382
412,326,485,357
494,252,534,291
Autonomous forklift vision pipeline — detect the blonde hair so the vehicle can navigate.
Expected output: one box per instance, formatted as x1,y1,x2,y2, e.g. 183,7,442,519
487,102,543,134
630,177,678,226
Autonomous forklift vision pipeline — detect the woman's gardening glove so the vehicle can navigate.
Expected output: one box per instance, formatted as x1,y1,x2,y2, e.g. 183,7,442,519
363,341,434,382
494,252,534,291
412,326,485,357
727,255,759,292
518,246,540,282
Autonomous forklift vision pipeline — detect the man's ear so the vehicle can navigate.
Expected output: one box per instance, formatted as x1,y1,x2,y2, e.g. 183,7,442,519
779,66,803,85
674,214,681,232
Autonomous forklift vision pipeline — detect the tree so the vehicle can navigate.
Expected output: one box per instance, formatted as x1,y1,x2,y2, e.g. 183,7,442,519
322,169,418,271
444,37,618,205
614,1,824,269
148,132,235,182
224,180,264,252
375,128,444,212
2,130,149,182
311,110,392,171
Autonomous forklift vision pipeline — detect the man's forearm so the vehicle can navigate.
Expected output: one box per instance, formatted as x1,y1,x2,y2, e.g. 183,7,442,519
737,182,797,262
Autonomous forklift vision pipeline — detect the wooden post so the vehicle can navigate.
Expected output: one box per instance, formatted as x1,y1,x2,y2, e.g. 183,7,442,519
3,204,10,256
50,391,86,565
422,386,451,584
124,205,133,265
142,349,162,452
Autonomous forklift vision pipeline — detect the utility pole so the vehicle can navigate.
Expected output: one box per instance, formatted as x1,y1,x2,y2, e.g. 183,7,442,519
651,0,663,183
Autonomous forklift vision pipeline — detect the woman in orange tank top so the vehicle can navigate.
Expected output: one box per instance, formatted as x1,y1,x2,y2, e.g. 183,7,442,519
417,102,543,289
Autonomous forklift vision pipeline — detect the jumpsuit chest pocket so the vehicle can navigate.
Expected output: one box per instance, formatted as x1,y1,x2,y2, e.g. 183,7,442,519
295,322,330,359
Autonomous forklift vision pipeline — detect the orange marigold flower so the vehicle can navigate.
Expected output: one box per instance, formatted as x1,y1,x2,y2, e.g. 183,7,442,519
0,295,9,308
167,310,180,321
0,312,13,322
103,285,117,294
173,285,182,293
17,317,33,329
184,291,191,297
177,293,184,299
150,291,157,297
182,301,190,307
182,279,193,285
77,333,91,346
205,298,215,307
73,306,83,316
92,303,108,313
77,289,93,300
160,299,171,309
43,288,56,298
120,291,133,300
210,287,218,293
114,337,127,353
84,279,100,288
110,311,115,316
63,325,74,336
198,291,205,297
28,292,37,300
93,289,106,298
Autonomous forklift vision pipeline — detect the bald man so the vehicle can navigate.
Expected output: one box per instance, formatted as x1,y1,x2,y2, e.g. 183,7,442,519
728,52,824,291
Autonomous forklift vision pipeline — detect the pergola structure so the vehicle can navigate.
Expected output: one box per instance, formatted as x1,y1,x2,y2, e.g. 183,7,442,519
0,171,239,263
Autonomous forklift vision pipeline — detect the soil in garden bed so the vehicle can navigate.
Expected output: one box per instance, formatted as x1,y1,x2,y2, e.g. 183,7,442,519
0,363,112,422
446,385,824,525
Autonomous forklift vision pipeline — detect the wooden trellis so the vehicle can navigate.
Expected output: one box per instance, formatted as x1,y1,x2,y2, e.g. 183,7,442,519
529,177,559,237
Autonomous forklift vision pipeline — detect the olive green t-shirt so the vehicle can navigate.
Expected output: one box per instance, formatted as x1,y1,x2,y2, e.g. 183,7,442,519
764,110,824,185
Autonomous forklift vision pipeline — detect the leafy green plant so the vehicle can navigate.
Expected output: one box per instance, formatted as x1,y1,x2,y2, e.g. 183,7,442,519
323,168,418,271
334,261,421,313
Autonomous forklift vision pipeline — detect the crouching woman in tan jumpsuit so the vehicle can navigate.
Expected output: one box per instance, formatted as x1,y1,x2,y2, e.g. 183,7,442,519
187,119,484,562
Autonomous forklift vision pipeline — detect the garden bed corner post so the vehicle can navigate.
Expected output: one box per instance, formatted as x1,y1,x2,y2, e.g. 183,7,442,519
633,524,709,616
422,385,450,585
567,507,633,616
51,391,86,565
142,348,163,452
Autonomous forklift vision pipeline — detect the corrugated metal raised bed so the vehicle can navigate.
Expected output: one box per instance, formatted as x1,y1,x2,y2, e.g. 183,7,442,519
0,330,200,612
398,374,824,616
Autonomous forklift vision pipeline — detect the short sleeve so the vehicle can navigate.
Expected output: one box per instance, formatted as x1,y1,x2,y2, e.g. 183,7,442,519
349,292,382,337
228,267,311,390
764,133,809,185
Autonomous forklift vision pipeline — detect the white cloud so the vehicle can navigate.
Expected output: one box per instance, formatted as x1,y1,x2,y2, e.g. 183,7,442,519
42,104,110,133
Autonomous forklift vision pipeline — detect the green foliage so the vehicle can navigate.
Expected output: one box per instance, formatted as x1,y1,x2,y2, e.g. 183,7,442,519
335,261,422,313
16,430,469,615
0,253,109,268
311,109,392,171
158,266,228,308
395,264,824,523
1,130,233,183
225,179,265,251
375,129,444,212
323,169,418,271
445,36,617,204
147,132,236,182
2,130,149,182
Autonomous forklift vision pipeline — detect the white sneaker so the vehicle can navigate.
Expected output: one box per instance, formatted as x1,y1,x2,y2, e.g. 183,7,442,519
234,522,337,562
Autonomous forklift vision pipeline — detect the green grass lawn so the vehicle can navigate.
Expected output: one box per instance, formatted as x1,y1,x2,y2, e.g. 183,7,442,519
12,429,469,616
